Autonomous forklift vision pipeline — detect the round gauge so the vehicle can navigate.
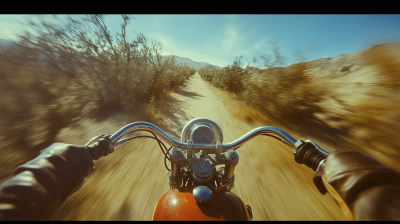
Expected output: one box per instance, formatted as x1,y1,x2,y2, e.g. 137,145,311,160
192,125,214,144
181,117,223,145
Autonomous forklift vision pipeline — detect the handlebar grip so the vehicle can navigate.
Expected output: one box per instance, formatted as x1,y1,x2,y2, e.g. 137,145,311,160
294,140,328,194
303,147,327,171
294,141,327,171
86,136,114,160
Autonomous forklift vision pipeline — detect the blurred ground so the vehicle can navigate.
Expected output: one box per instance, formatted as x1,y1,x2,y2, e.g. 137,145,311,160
51,73,344,220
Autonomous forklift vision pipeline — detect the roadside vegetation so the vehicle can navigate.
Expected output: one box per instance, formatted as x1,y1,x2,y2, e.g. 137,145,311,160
199,42,400,170
0,14,195,180
199,43,330,137
198,56,247,93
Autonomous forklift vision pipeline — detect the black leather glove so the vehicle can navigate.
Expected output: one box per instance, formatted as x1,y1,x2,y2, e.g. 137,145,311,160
321,151,400,221
0,136,113,220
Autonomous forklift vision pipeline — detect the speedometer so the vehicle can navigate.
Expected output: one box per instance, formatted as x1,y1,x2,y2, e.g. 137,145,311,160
180,117,223,146
192,125,214,144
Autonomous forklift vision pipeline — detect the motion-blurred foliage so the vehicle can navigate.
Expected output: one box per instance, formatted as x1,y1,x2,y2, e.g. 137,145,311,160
199,48,329,135
0,14,195,179
200,42,400,169
344,44,400,165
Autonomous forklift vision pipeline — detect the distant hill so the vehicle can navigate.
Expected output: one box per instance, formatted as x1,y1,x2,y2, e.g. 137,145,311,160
0,38,18,49
165,55,223,71
203,64,222,70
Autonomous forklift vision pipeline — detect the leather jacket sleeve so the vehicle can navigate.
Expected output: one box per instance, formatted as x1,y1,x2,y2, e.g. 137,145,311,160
0,143,95,220
322,151,400,221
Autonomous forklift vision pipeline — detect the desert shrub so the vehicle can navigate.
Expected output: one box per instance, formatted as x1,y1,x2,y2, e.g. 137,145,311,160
199,43,344,144
203,41,400,168
199,43,329,132
0,14,193,179
15,15,194,109
340,43,400,163
241,63,332,135
199,56,247,92
198,66,219,83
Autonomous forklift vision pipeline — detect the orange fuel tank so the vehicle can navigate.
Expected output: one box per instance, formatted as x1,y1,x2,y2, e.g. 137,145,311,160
151,188,251,221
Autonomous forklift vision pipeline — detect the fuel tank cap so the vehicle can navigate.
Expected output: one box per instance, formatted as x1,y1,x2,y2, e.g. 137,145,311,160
193,186,212,203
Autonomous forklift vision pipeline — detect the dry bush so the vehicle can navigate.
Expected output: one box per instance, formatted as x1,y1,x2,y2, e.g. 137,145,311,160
241,63,338,140
198,66,219,83
204,41,400,170
0,14,194,180
339,44,400,167
199,56,247,92
199,46,334,140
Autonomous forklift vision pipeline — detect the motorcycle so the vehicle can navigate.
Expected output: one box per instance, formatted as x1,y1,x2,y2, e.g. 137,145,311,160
85,117,329,221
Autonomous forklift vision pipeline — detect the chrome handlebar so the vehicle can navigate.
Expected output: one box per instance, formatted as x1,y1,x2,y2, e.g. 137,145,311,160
107,121,330,155
88,121,331,189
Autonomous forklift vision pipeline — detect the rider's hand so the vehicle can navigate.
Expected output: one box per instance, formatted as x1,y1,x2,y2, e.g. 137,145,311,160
0,136,113,220
86,135,114,160
321,151,400,221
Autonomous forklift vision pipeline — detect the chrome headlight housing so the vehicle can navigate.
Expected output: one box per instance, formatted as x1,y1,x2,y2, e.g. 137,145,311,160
181,117,223,148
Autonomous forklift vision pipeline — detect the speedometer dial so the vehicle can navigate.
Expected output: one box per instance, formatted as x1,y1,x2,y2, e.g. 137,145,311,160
192,125,214,144
181,117,223,145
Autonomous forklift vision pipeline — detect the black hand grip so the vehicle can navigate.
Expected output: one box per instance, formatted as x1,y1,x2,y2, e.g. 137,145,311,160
294,141,327,171
294,140,328,194
303,147,327,171
86,136,114,160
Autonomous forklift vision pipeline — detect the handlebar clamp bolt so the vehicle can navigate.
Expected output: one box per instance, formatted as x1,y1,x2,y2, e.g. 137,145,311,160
228,149,237,160
172,148,182,157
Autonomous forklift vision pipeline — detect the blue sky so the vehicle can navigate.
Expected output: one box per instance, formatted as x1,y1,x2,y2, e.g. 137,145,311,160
1,14,400,68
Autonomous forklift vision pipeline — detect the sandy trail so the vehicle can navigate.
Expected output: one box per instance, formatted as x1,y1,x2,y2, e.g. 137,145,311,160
52,73,344,220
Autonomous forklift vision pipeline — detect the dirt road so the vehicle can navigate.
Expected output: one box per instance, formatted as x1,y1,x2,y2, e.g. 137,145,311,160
52,73,344,220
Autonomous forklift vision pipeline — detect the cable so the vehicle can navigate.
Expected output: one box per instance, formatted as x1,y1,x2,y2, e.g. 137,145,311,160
125,129,172,161
164,146,172,172
116,130,290,172
261,133,282,141
126,129,168,156
116,135,170,161
118,129,173,171
261,134,290,146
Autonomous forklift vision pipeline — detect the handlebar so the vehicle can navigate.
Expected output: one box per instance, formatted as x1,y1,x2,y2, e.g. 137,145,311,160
109,121,329,154
85,120,330,194
109,122,304,151
85,120,329,195
86,121,329,172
